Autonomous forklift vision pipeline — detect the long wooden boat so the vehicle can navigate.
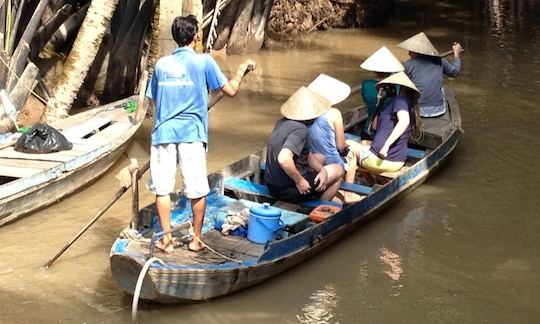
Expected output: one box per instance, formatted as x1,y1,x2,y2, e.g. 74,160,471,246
110,87,462,304
0,96,147,227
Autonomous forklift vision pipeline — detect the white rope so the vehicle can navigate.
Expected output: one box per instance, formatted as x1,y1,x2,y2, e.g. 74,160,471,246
202,0,233,28
132,257,166,324
205,0,223,52
188,222,243,263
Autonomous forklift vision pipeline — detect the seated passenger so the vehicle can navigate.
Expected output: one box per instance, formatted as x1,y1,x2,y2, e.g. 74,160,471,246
397,32,463,118
360,47,404,137
345,72,421,182
306,74,352,182
265,87,342,203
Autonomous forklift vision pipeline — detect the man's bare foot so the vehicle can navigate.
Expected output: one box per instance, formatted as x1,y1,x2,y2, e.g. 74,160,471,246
155,239,174,253
188,240,204,252
344,192,365,204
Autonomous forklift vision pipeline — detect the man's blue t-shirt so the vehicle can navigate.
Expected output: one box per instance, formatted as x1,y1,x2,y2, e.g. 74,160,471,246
146,47,227,145
404,55,461,107
370,96,413,162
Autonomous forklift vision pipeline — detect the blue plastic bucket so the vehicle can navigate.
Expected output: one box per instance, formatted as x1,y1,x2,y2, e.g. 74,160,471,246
248,203,282,244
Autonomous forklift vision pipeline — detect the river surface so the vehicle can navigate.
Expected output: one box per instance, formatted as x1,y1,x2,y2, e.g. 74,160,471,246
1,0,539,323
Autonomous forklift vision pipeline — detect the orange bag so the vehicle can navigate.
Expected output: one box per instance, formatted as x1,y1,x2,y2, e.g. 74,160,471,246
309,205,342,223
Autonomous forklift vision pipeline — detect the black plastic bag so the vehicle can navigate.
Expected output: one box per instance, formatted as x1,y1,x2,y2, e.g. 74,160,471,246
14,123,72,153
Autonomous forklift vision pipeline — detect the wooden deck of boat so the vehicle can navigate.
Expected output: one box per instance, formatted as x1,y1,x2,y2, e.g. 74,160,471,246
124,230,265,266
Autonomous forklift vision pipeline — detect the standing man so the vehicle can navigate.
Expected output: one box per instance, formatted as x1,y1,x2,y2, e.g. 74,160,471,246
146,15,255,253
265,87,342,203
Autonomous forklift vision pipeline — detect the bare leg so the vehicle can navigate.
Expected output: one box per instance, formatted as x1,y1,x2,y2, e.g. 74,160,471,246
320,163,344,201
155,195,174,253
321,177,343,201
345,140,362,183
188,196,206,251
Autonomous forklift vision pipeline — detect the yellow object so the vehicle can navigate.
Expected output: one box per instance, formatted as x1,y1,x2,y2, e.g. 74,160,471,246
360,151,404,173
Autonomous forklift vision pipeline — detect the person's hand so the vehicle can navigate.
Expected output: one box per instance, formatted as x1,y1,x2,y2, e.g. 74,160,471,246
452,42,463,57
379,145,389,159
244,59,256,69
314,168,328,192
236,59,257,79
295,177,311,195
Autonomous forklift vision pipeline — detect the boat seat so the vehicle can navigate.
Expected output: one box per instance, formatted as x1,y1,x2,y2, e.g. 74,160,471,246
344,133,426,160
339,181,372,195
223,177,342,209
258,162,372,195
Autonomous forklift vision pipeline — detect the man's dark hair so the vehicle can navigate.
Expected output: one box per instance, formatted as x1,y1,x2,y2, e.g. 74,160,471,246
171,15,198,47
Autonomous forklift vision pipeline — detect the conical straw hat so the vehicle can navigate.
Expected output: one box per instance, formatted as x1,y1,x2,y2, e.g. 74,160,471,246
307,73,351,105
360,46,404,73
397,32,440,57
280,87,331,121
377,72,420,97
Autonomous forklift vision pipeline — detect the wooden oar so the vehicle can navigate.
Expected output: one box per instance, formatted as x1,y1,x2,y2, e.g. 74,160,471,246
43,161,150,268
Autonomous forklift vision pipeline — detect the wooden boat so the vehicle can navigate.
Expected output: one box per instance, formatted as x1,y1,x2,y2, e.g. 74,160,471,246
0,96,147,227
110,87,462,304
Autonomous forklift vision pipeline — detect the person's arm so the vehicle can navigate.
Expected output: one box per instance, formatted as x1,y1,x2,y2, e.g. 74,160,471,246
379,110,410,158
443,42,463,77
221,59,256,97
277,148,311,194
308,153,329,191
328,108,346,153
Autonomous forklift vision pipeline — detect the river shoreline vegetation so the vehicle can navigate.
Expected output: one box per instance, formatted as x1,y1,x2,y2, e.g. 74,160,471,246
0,0,393,132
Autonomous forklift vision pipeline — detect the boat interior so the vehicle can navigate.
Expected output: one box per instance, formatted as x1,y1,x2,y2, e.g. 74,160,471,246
0,104,134,188
122,117,442,267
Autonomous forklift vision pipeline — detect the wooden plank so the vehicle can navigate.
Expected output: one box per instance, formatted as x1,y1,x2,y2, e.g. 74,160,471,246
0,158,61,169
0,165,64,200
0,140,101,162
0,165,44,178
0,147,75,162
85,122,132,143
339,181,372,195
62,116,112,142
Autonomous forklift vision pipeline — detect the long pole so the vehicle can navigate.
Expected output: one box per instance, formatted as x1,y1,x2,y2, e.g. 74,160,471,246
43,162,150,269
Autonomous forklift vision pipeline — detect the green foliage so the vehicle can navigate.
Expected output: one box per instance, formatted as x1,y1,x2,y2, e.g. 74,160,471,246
124,100,137,113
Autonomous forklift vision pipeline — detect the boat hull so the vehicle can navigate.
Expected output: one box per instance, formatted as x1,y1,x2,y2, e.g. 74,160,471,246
110,88,462,303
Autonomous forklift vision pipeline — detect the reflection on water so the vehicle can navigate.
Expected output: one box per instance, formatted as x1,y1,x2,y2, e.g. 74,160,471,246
297,284,340,324
380,248,403,282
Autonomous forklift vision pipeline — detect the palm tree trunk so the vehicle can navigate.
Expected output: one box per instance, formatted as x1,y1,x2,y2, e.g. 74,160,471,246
42,0,119,123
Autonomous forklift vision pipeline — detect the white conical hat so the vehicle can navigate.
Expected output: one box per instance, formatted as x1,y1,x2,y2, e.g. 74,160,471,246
280,87,331,121
397,32,440,57
377,72,420,97
360,46,404,73
307,73,351,105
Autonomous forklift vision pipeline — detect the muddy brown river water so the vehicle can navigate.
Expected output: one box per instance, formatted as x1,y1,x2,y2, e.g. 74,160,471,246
1,0,540,323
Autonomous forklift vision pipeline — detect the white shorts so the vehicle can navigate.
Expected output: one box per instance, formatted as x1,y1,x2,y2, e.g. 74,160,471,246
147,142,210,198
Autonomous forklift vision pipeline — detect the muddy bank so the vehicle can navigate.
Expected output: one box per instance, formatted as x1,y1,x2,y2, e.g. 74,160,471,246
268,0,395,34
